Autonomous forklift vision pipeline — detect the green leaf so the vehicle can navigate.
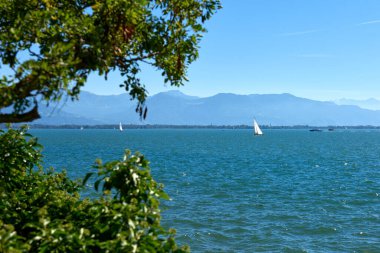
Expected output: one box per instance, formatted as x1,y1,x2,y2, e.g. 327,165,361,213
94,179,101,192
82,172,94,186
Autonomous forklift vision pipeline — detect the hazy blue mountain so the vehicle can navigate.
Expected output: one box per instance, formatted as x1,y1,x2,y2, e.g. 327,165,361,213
32,91,380,126
34,106,104,125
156,90,199,100
60,92,136,123
334,98,380,111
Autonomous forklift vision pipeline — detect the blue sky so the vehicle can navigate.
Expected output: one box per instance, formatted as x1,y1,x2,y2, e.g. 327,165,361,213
69,1,380,100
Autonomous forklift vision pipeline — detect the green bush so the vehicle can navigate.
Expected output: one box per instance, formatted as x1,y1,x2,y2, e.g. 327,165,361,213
0,126,188,252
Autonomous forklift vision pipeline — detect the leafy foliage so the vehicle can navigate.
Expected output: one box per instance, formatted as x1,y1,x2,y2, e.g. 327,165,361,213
0,0,221,122
0,127,189,252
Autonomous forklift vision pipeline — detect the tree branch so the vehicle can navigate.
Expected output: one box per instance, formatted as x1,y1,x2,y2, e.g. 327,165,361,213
0,105,40,123
124,52,159,63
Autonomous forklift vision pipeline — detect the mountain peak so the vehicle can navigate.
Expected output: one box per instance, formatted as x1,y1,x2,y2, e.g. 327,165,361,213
153,90,199,100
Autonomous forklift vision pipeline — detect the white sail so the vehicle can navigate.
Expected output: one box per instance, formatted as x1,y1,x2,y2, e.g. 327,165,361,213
119,122,123,131
253,119,263,135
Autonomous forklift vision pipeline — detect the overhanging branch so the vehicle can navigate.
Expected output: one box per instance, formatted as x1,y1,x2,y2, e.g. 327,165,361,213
0,105,40,123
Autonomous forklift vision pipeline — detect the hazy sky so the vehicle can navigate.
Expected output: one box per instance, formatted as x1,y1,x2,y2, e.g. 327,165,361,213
70,1,380,100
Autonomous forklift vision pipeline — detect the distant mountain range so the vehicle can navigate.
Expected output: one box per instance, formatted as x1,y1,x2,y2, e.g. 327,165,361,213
334,98,380,111
31,90,380,126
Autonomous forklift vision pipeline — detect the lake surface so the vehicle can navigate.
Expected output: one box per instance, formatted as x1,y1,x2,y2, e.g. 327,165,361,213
31,129,380,252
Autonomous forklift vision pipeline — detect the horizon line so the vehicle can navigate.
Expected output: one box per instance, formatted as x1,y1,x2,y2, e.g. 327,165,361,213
6,124,380,129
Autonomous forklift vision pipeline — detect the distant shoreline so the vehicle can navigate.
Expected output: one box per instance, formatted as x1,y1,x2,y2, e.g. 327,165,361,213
3,124,380,130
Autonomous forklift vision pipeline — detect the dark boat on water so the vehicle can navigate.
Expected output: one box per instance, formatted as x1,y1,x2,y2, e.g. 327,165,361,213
309,129,323,132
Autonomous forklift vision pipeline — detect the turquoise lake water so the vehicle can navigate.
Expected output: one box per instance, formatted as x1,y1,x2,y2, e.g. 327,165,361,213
30,129,380,252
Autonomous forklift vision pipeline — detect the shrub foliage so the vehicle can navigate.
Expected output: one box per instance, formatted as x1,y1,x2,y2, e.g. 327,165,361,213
0,126,188,252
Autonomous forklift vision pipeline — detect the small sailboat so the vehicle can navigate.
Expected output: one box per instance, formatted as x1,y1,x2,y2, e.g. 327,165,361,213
253,119,263,135
119,122,123,131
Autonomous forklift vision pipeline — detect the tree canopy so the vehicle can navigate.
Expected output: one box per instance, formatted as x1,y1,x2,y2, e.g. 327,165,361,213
0,0,221,123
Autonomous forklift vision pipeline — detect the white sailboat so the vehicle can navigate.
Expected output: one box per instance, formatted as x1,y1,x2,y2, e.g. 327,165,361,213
253,119,263,135
119,122,123,131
